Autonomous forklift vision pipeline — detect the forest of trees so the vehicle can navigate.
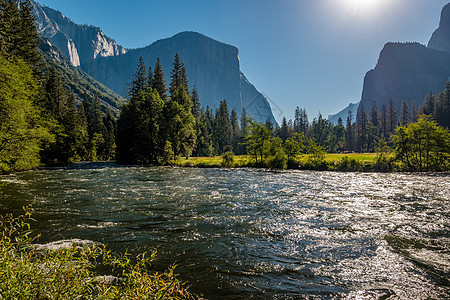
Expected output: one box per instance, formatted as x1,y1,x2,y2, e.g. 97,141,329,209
116,54,449,170
0,0,115,171
116,54,251,165
0,0,449,172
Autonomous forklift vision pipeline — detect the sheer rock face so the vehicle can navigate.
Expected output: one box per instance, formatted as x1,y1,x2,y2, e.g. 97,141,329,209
28,0,126,67
82,31,276,124
27,2,276,123
428,3,450,53
360,42,450,110
359,4,450,112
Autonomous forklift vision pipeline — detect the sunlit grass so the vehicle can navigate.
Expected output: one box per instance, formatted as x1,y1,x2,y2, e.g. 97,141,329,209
176,153,379,169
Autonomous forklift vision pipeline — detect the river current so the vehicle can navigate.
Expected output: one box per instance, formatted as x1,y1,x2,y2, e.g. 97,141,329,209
1,163,449,299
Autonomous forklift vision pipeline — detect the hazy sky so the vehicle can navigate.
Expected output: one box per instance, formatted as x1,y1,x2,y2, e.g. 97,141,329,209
37,0,449,123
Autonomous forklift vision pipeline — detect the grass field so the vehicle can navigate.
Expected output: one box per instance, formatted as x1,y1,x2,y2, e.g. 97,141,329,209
176,153,378,168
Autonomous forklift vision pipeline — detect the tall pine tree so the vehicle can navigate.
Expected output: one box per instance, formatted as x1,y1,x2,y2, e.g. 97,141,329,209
151,58,167,101
129,56,147,99
169,53,189,96
213,100,232,153
191,85,201,118
399,100,410,126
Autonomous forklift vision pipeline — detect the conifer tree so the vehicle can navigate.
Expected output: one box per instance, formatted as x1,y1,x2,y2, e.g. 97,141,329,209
194,108,214,157
265,120,274,135
77,99,89,160
2,0,21,59
329,120,346,153
230,108,240,151
345,110,354,152
151,58,167,102
44,65,66,119
294,107,309,134
279,117,289,142
213,100,232,153
294,107,301,133
411,101,418,123
163,86,196,158
129,56,147,99
369,100,378,129
435,82,450,128
387,99,398,135
399,100,410,126
62,92,85,162
134,89,164,163
423,91,435,116
310,113,332,148
89,93,105,137
169,53,188,96
379,104,388,137
18,0,42,74
102,109,117,161
355,104,369,152
191,85,201,118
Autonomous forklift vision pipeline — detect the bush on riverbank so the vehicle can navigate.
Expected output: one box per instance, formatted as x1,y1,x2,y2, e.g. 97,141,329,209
0,208,196,299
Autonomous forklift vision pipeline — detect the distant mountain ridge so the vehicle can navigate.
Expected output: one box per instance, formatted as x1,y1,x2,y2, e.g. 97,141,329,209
359,3,450,112
328,102,359,125
28,1,276,124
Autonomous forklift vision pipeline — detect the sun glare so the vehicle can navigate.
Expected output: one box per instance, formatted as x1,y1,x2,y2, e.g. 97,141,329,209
343,0,387,16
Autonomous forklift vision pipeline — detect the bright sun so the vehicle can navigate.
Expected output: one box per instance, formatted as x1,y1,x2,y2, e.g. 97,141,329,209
343,0,387,15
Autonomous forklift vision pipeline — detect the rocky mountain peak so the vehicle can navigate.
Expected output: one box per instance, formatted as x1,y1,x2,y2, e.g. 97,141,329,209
428,3,450,53
27,0,126,67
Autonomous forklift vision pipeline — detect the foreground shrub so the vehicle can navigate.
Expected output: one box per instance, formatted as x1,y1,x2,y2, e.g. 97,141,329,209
333,156,362,172
265,149,287,170
0,208,196,299
221,148,235,168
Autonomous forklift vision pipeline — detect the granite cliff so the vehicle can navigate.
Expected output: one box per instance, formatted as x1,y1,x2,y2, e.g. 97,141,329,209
81,31,276,124
428,3,450,53
24,0,126,67
359,3,450,112
27,1,276,124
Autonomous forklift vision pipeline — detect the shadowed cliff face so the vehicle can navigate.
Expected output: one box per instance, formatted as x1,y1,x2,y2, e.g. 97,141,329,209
428,3,450,53
27,0,126,67
360,43,450,110
81,32,276,124
359,3,450,112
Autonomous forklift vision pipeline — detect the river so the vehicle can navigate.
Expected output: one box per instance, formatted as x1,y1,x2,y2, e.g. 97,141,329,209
1,163,449,299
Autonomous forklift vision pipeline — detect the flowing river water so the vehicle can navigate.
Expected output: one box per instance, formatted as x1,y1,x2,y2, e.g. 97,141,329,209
0,163,449,299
